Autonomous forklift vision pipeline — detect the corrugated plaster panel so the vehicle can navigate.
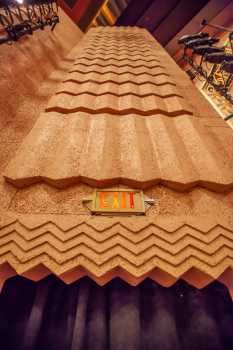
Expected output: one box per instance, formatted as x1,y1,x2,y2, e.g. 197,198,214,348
5,27,233,189
1,27,233,294
4,113,233,191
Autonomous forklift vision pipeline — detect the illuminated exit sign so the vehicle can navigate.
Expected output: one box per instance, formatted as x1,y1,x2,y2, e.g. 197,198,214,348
82,188,154,216
92,189,145,214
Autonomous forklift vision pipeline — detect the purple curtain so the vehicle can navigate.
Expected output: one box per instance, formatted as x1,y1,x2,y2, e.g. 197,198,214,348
0,276,232,350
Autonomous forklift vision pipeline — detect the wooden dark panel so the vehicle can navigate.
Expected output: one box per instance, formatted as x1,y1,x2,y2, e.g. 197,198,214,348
136,0,179,32
63,0,78,9
78,0,105,31
116,0,154,25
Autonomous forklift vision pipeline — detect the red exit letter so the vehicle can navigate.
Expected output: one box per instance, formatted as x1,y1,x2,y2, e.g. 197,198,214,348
130,192,134,209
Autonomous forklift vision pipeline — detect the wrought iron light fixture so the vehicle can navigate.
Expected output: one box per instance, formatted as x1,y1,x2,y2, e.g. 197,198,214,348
178,20,233,105
0,0,59,45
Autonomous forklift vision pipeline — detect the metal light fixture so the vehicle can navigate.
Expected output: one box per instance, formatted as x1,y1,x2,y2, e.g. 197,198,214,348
0,0,59,45
178,32,209,44
205,52,233,64
193,45,224,55
178,19,233,105
184,37,219,49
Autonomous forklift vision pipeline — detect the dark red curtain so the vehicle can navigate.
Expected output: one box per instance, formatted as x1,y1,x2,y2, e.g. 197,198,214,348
0,276,232,350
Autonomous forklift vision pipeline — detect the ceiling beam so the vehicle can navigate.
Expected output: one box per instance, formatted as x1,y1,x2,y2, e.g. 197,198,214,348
78,0,105,31
116,0,154,26
136,0,179,33
58,0,92,24
101,3,116,25
108,0,122,18
152,0,209,46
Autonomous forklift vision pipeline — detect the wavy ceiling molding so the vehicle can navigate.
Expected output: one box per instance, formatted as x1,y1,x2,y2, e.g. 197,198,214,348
0,216,233,294
41,27,195,117
2,27,233,292
56,81,177,98
4,113,233,190
68,65,167,75
46,96,192,116
1,182,233,292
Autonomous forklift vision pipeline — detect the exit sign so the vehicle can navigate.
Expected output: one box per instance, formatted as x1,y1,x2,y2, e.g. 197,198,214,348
92,189,145,214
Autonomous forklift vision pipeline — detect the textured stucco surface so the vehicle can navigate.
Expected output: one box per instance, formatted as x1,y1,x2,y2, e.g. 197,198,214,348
1,27,233,295
0,8,83,180
4,113,233,191
0,9,83,287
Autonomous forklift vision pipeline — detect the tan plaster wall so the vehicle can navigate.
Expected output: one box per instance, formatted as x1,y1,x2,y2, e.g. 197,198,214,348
0,8,83,179
1,26,233,295
0,10,83,288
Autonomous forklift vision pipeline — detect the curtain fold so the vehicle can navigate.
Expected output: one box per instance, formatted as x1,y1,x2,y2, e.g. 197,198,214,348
0,276,232,350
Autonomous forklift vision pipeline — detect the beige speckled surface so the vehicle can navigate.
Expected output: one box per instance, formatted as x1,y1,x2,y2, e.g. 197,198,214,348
0,207,233,293
1,26,233,294
4,113,233,191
